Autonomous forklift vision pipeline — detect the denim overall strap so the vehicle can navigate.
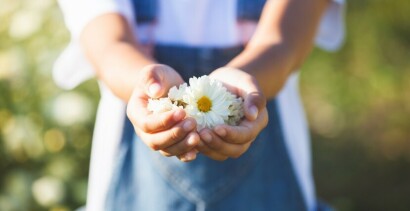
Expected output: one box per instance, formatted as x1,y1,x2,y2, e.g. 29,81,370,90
237,0,266,21
131,0,158,23
131,0,267,23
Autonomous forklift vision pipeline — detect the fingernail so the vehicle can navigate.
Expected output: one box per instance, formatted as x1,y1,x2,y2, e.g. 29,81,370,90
249,105,258,120
173,109,185,121
183,120,194,131
215,128,226,137
202,132,212,143
187,134,197,146
182,151,197,162
149,83,161,96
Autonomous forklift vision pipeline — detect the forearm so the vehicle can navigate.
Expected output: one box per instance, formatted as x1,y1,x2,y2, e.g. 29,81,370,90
227,0,329,99
81,13,155,102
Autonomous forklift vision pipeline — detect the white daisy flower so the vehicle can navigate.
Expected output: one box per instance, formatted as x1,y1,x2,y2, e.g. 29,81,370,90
168,83,188,101
168,83,188,107
184,76,234,130
147,98,178,114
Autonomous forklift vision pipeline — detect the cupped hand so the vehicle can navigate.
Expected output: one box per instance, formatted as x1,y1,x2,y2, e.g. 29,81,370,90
196,67,269,161
127,64,200,162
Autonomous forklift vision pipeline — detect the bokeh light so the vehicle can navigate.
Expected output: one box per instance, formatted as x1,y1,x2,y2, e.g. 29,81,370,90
0,0,409,211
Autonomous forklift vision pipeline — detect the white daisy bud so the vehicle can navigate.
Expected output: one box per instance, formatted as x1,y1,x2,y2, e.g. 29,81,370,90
147,98,178,114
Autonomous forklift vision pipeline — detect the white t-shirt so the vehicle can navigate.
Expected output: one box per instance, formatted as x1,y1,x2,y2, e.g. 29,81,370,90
54,1,345,211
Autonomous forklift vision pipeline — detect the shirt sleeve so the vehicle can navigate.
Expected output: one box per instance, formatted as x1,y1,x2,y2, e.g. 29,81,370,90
53,0,134,89
315,0,346,51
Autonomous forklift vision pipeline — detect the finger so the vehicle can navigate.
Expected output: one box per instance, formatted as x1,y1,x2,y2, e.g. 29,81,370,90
127,81,195,132
138,118,196,151
212,124,254,145
127,64,184,124
159,132,200,157
129,104,188,133
244,92,265,121
200,129,250,158
140,109,190,133
210,67,265,121
139,64,184,98
196,139,228,161
233,75,266,121
177,149,199,162
213,108,268,144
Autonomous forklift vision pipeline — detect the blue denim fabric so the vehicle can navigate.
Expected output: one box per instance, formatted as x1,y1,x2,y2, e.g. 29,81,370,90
237,0,266,21
131,100,307,211
131,0,267,23
154,45,244,82
131,0,158,23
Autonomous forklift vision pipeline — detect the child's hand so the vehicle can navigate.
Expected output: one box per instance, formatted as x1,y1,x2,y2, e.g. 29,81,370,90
127,64,200,162
196,67,268,161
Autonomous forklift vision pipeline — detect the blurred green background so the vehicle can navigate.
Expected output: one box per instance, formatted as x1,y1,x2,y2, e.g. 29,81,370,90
0,0,409,210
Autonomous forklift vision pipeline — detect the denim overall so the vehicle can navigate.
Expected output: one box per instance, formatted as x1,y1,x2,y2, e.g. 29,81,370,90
105,1,313,210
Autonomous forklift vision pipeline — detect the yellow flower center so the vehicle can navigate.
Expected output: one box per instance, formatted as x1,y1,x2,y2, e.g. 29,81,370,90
197,96,212,112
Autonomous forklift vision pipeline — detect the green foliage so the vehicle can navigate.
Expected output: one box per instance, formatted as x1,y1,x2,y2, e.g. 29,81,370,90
300,1,410,210
0,1,98,210
0,0,409,210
